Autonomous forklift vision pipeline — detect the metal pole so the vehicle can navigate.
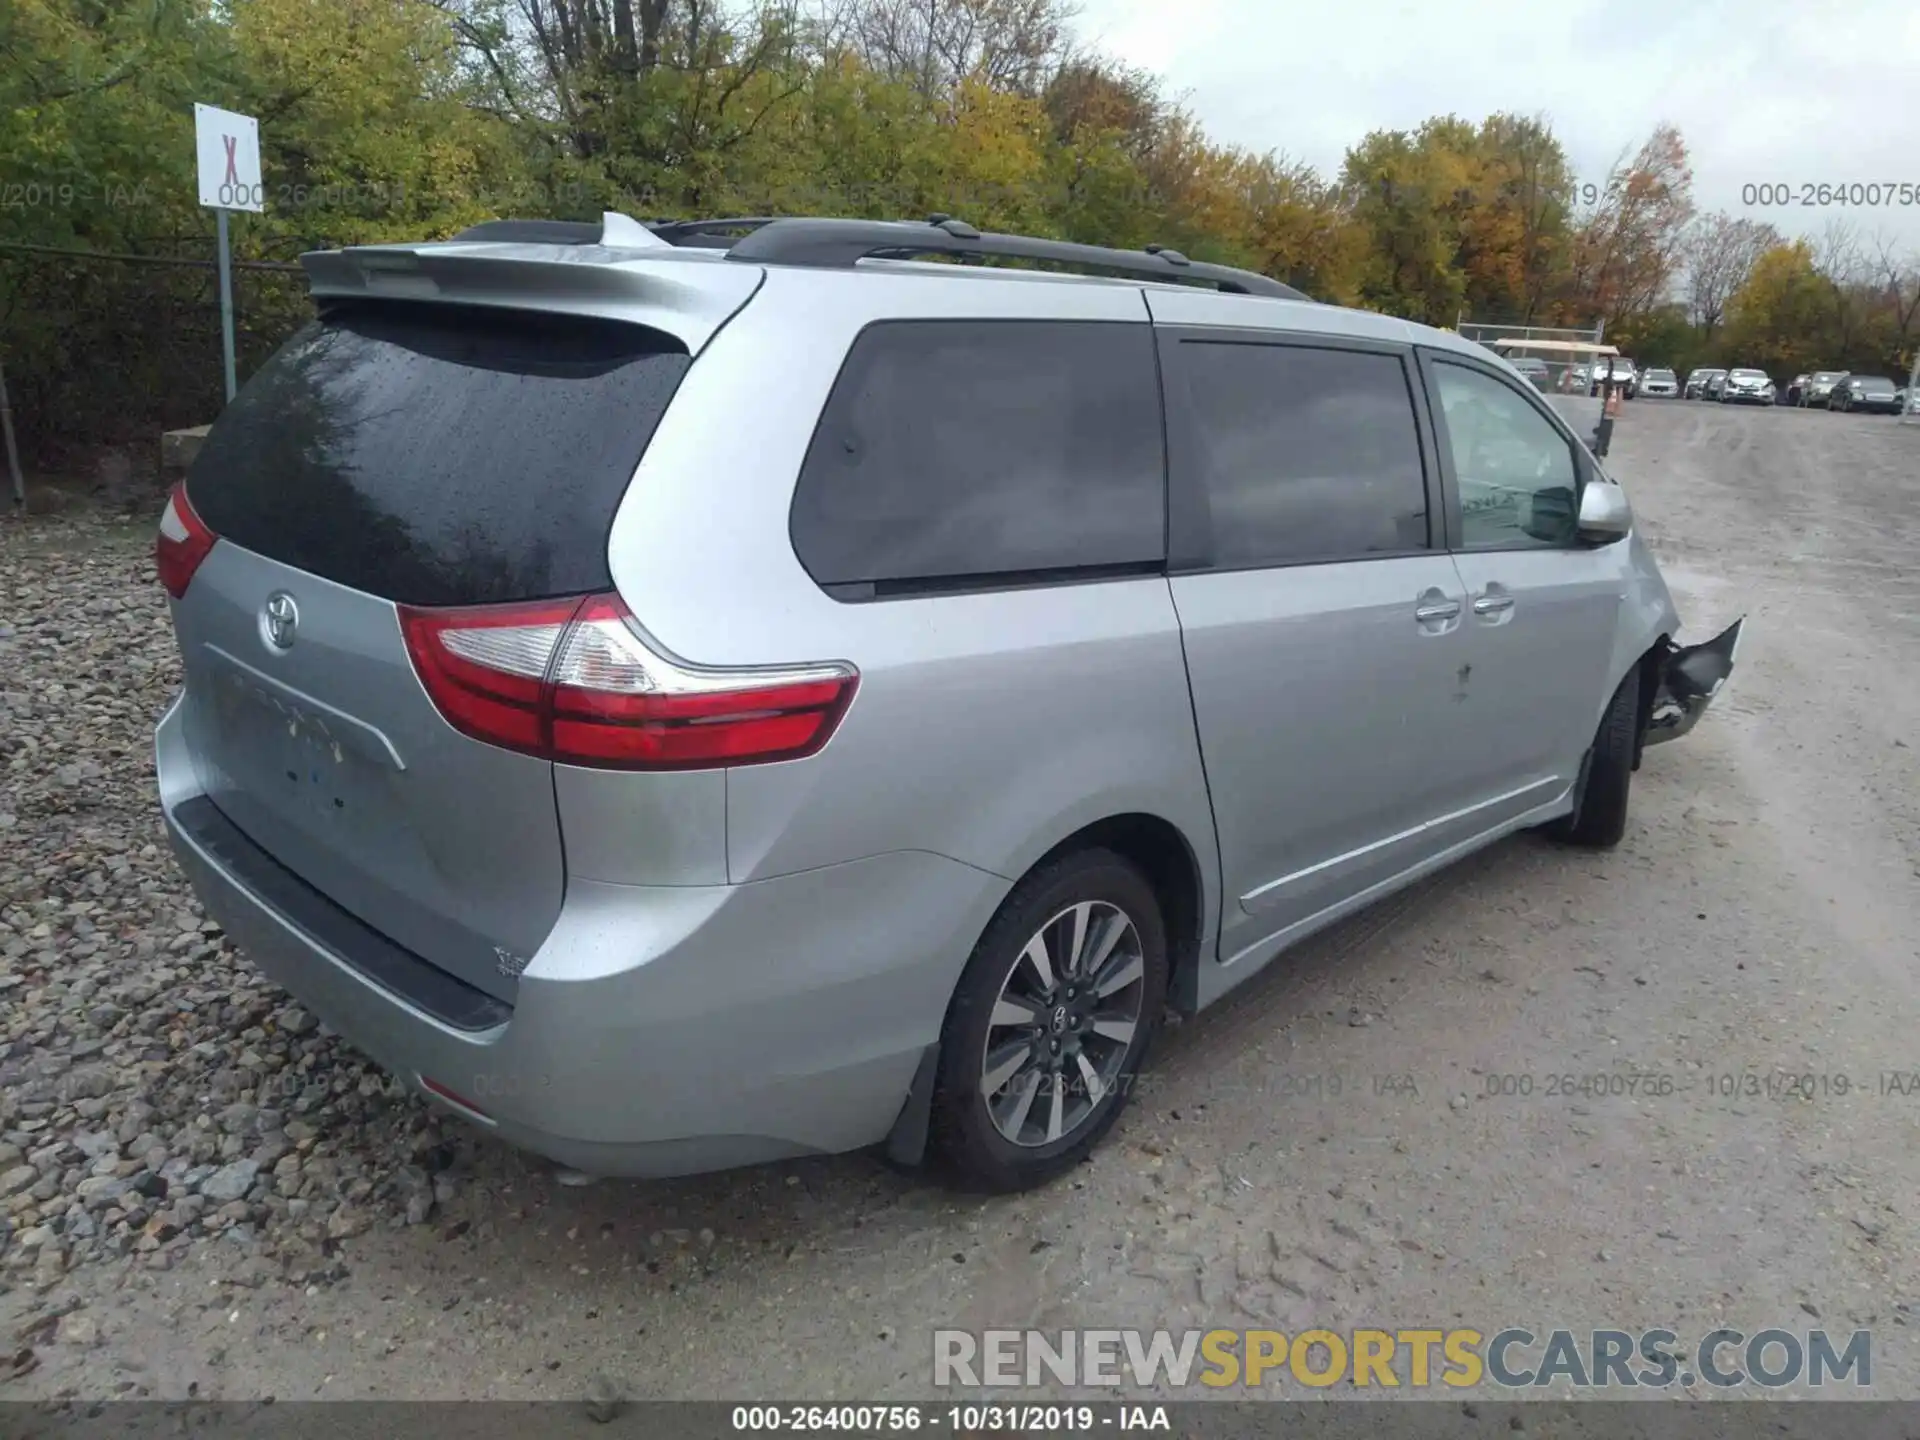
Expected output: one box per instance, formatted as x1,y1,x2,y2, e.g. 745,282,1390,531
0,359,23,506
216,208,237,402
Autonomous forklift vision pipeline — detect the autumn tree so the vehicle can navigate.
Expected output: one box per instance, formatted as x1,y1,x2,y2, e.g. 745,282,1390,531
1340,123,1469,324
1683,212,1781,344
1722,242,1834,375
1868,232,1920,375
833,0,1075,99
1463,113,1575,323
1567,123,1695,329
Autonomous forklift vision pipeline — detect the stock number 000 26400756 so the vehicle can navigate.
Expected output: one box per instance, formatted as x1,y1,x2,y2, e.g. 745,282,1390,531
1482,1072,1677,1099
731,1407,1108,1432
1742,181,1920,207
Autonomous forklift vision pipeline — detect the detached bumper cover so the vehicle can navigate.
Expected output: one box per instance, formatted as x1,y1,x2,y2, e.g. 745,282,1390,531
1645,618,1744,747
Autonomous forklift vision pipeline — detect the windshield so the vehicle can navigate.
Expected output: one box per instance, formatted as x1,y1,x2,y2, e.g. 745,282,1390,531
1854,376,1895,389
1730,370,1767,380
1812,372,1845,382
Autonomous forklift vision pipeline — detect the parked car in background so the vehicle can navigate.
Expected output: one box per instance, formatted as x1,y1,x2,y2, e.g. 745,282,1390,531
1832,375,1901,413
150,211,1741,1192
1685,368,1725,400
1784,374,1810,405
1591,357,1636,397
1800,371,1848,408
1639,368,1679,398
1507,355,1553,392
1720,369,1775,405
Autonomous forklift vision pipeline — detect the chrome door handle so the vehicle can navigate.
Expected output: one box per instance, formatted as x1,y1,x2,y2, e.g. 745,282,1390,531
1415,600,1462,623
1473,594,1515,616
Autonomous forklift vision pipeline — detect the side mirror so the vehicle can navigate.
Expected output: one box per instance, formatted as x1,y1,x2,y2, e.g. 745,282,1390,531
1577,477,1632,544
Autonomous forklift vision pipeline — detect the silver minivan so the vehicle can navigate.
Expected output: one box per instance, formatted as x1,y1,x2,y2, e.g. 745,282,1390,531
154,214,1742,1192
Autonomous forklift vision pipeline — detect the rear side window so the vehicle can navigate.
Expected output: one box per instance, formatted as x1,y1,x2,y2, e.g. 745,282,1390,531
1173,341,1429,567
186,302,692,606
790,321,1165,591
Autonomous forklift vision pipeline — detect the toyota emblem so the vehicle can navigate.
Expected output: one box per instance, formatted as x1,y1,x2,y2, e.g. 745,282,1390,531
262,592,299,650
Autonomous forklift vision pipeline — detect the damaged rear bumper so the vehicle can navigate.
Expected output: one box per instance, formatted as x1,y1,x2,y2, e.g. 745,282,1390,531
1645,617,1744,747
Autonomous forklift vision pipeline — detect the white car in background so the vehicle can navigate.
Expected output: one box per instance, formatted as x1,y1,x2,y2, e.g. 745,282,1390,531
1719,368,1776,406
1592,356,1637,397
1639,367,1678,398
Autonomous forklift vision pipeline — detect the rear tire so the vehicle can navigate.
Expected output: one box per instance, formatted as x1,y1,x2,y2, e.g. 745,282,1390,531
929,848,1167,1193
1546,666,1641,849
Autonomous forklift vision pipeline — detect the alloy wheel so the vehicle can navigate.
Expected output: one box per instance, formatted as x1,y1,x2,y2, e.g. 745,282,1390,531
978,900,1147,1147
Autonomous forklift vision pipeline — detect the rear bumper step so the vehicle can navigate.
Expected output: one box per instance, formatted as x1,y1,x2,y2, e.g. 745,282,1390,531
169,795,512,1032
1645,616,1744,747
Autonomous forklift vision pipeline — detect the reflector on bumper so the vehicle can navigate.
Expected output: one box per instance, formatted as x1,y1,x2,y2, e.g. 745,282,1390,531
1645,618,1744,747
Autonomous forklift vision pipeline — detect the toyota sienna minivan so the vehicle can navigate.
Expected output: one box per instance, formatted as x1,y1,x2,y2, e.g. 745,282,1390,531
155,213,1742,1192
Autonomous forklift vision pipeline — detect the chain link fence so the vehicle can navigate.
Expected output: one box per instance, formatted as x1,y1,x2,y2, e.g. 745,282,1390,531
0,236,313,475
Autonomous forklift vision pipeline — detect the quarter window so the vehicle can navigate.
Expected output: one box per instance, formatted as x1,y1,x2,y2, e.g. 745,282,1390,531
790,320,1166,591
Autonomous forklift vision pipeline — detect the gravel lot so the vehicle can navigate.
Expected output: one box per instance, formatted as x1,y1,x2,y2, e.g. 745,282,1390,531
3,401,1919,1404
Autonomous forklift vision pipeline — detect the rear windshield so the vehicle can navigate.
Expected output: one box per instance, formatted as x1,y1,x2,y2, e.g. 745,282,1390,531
186,302,692,606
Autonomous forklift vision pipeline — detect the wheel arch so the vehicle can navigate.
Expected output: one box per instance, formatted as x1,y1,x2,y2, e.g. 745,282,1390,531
1019,812,1209,1017
881,808,1213,1169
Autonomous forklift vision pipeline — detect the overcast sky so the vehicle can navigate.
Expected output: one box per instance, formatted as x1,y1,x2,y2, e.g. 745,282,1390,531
1077,0,1920,253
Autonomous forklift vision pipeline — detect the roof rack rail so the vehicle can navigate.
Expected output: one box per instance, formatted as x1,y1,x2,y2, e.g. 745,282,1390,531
645,216,787,248
721,216,1309,299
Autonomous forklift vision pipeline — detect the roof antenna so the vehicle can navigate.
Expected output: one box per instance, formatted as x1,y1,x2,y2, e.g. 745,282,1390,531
600,211,669,249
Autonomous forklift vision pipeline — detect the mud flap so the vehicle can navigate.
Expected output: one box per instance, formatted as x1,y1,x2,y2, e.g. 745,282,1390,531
882,1043,940,1168
1644,617,1744,748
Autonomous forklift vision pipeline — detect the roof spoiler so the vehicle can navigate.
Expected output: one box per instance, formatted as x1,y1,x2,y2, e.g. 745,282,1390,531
296,221,759,353
446,211,669,249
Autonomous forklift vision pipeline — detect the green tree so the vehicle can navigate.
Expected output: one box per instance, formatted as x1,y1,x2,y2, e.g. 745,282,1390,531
1723,242,1834,375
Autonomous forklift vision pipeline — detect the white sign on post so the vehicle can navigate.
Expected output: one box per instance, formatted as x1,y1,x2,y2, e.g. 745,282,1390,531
194,103,263,212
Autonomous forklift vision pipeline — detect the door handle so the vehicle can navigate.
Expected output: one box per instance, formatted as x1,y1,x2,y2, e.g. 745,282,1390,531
1473,594,1515,616
1415,600,1462,623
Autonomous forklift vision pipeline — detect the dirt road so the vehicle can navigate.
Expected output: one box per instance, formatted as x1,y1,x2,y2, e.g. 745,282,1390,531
3,400,1918,1404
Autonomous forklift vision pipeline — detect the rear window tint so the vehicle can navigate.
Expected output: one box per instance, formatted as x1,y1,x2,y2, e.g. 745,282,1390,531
790,320,1165,591
186,301,691,606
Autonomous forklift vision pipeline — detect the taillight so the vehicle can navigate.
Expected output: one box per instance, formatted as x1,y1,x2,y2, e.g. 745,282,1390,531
156,482,218,599
399,592,858,770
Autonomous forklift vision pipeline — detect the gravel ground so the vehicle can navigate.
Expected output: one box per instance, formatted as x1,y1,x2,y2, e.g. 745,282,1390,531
2,402,1919,1405
0,514,488,1311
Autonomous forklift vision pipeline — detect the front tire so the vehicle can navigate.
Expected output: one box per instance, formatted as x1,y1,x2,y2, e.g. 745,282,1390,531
1545,665,1641,849
929,848,1168,1193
